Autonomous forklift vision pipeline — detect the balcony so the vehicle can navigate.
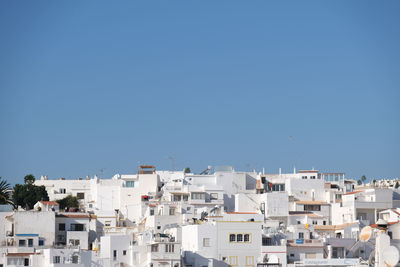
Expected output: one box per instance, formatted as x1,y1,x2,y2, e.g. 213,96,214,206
287,239,323,247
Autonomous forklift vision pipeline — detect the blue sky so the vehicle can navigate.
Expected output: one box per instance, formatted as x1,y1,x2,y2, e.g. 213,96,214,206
1,1,399,184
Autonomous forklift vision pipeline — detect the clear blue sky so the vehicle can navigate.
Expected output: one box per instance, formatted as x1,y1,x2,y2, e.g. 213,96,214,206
1,1,399,184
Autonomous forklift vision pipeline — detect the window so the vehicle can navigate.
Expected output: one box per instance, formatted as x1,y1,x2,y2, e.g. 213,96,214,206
183,195,188,201
191,192,205,200
230,233,250,243
28,239,33,247
297,220,301,225
262,237,272,246
237,234,243,242
298,232,304,239
126,181,134,187
246,256,254,266
169,208,175,216
59,188,66,194
210,193,218,200
19,239,26,247
77,192,85,199
69,239,80,246
312,220,317,225
39,239,44,246
304,205,321,211
244,234,250,242
165,244,174,253
150,209,155,216
173,195,182,201
323,220,326,225
302,176,307,179
290,254,295,257
186,207,191,211
89,204,93,208
332,247,344,258
24,258,29,266
310,176,316,179
229,256,238,266
59,223,66,231
113,250,117,260
203,238,210,247
72,255,79,264
271,184,285,191
53,256,61,264
70,224,84,231
105,221,111,227
229,234,236,242
151,244,158,252
123,250,127,256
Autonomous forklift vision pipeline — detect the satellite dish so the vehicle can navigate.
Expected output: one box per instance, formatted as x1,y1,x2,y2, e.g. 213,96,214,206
268,255,279,264
382,246,399,267
360,226,372,242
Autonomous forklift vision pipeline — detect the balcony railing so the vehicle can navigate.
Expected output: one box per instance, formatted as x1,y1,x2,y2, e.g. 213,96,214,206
287,239,323,246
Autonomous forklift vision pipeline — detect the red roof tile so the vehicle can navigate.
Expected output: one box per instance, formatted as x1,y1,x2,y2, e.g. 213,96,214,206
343,190,363,195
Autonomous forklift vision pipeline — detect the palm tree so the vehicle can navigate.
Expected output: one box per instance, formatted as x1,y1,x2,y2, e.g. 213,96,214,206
0,177,13,205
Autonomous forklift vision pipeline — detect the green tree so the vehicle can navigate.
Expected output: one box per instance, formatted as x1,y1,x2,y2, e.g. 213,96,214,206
361,175,367,184
56,195,79,210
184,167,191,174
13,174,49,209
357,179,362,185
0,177,13,205
24,174,35,185
395,181,399,189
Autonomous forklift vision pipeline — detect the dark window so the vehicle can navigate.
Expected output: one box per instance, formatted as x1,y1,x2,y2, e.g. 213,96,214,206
123,250,127,256
24,258,29,266
323,221,326,225
151,244,158,252
298,232,304,239
244,234,250,242
59,223,66,231
229,234,235,242
72,255,79,264
77,193,85,199
304,205,321,211
28,239,33,247
237,234,243,242
150,209,154,216
19,239,26,247
113,250,117,260
70,224,84,231
262,237,272,246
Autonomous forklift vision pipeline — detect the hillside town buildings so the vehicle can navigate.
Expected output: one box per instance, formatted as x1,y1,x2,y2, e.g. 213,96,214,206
1,165,400,267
